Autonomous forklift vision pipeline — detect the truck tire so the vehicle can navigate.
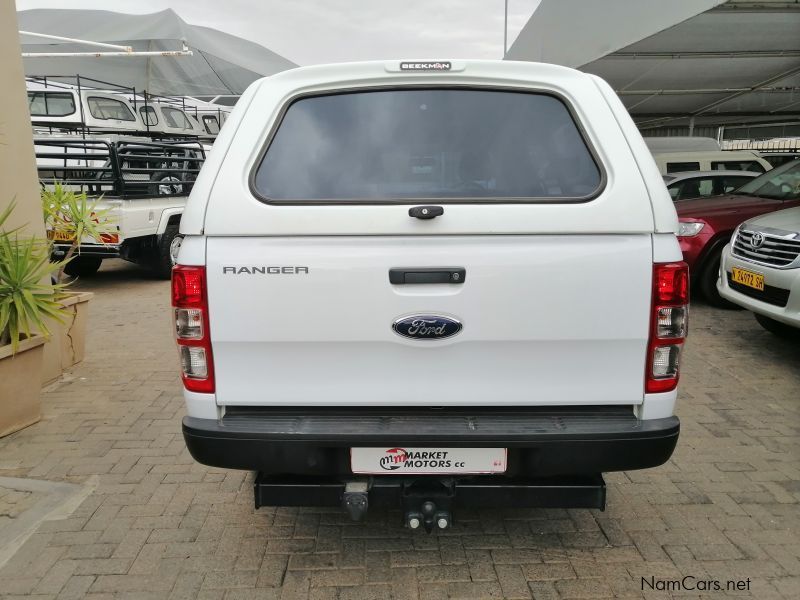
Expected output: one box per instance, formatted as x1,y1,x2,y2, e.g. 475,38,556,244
150,223,181,279
699,248,740,309
64,255,102,278
754,313,800,339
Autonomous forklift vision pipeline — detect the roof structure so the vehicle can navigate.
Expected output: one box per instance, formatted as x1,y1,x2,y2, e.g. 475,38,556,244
18,8,297,96
506,0,800,133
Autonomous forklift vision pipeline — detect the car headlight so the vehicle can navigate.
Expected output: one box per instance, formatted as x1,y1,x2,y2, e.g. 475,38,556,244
678,222,705,237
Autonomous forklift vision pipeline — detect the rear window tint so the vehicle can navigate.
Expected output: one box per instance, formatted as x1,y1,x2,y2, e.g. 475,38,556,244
252,89,602,203
711,160,765,173
666,162,700,174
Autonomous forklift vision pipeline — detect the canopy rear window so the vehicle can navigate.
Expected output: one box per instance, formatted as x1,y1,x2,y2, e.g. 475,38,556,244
163,107,193,130
252,89,603,203
140,106,158,126
202,115,220,134
88,97,136,122
28,91,75,117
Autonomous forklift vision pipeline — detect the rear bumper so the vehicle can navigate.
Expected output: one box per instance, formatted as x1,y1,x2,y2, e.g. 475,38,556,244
51,243,120,259
183,407,679,477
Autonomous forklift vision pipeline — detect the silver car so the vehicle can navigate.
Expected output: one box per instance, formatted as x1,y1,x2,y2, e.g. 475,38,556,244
718,205,800,338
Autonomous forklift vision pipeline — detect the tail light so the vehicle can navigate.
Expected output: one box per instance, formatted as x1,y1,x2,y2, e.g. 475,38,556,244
646,262,689,393
171,265,214,393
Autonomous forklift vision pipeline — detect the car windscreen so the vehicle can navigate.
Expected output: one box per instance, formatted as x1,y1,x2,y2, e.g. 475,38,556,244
252,89,602,203
734,160,800,200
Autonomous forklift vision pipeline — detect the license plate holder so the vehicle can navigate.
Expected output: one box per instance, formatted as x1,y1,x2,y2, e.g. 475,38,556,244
351,447,507,475
731,267,765,291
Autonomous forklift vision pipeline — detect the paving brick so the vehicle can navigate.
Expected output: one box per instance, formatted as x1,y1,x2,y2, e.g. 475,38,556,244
555,577,614,598
56,575,95,600
309,568,364,587
447,580,505,599
201,570,259,590
31,560,77,596
522,561,577,581
495,564,532,599
71,558,134,576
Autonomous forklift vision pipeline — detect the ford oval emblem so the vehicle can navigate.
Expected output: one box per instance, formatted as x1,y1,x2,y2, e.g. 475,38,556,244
392,314,462,340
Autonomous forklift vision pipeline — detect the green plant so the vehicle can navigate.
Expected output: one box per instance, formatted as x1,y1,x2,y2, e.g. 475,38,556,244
41,184,116,282
0,202,68,352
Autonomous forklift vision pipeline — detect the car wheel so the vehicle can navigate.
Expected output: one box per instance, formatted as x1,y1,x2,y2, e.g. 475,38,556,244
63,255,102,278
699,248,741,309
149,173,184,197
754,313,800,339
169,233,183,266
150,222,180,279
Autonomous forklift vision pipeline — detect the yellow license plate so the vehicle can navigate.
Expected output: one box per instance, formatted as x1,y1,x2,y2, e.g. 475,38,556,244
46,230,74,242
731,267,764,291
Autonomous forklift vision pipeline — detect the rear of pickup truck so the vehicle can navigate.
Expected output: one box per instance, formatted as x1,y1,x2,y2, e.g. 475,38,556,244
173,61,685,521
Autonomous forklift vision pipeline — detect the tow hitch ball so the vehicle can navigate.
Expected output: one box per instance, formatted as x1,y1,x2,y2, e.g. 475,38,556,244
406,500,451,533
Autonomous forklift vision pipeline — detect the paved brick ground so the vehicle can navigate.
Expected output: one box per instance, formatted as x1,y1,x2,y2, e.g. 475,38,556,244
0,259,798,599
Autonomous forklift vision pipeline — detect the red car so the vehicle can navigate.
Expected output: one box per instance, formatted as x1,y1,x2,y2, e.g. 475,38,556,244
676,159,800,306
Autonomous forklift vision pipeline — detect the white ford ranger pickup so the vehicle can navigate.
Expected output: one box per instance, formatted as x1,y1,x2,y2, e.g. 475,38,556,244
172,60,687,528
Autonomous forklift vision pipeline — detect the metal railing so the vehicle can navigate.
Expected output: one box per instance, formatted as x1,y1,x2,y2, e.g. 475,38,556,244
36,137,206,199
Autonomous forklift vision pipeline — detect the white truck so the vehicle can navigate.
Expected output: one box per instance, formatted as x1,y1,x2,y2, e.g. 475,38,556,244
173,60,687,529
37,136,205,278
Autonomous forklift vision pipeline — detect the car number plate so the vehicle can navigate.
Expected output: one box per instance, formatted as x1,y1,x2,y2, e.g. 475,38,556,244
731,267,765,291
351,447,507,475
46,229,119,245
46,229,74,242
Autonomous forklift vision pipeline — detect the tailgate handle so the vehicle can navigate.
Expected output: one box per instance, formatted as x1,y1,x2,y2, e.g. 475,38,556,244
389,267,465,285
408,205,444,219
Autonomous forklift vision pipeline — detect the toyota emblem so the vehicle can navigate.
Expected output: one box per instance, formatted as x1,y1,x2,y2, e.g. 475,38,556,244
750,232,765,248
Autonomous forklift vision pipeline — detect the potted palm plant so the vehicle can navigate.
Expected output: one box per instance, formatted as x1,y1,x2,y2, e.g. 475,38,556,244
40,184,114,382
0,202,67,436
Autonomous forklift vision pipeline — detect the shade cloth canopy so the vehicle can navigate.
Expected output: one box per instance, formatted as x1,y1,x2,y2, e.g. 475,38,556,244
18,8,297,96
507,0,800,130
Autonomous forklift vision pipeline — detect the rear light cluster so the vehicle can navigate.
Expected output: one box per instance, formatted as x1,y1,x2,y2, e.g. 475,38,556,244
171,265,215,393
646,262,689,393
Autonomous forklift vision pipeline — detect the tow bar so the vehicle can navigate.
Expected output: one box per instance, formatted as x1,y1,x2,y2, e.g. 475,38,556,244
254,474,606,530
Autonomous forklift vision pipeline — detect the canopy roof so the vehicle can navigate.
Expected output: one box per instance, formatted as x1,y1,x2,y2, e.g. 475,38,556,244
507,0,800,130
18,8,297,96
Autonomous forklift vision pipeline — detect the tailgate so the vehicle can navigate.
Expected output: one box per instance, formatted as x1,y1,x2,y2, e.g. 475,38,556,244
207,234,652,406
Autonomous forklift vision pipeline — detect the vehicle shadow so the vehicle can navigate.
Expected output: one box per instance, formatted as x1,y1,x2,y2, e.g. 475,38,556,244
67,258,167,289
